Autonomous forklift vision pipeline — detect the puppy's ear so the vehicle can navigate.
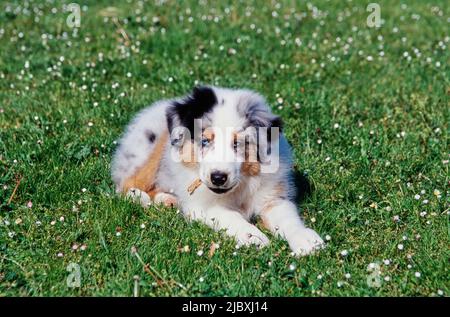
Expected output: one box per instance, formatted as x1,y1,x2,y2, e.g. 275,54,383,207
166,105,184,147
247,110,283,131
244,100,283,162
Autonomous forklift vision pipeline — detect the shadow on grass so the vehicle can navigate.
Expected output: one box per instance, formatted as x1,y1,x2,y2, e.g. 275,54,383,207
292,169,313,205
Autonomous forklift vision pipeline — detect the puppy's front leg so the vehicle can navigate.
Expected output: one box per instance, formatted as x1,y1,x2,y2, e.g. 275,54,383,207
184,205,270,248
260,200,324,256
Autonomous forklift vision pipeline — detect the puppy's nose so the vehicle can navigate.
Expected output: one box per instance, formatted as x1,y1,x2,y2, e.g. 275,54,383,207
210,171,228,186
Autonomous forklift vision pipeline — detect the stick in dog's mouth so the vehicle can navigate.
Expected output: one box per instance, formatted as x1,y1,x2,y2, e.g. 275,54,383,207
187,178,203,195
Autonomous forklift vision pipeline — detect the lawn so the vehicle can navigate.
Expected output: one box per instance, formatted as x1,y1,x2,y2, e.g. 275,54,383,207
0,0,448,297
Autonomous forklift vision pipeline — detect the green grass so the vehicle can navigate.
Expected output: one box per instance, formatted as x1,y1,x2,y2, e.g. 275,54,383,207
0,0,448,297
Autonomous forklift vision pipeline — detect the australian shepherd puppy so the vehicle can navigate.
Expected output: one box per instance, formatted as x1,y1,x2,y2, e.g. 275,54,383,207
111,86,324,255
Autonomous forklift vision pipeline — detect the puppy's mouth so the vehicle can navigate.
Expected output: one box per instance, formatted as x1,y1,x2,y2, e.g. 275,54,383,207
207,186,233,194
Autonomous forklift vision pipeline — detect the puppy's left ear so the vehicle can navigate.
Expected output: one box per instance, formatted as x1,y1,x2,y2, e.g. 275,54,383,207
166,105,184,147
242,92,282,131
244,99,283,162
247,108,283,133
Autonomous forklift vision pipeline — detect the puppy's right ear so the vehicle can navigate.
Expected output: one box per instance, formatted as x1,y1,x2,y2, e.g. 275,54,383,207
169,126,188,147
166,106,187,147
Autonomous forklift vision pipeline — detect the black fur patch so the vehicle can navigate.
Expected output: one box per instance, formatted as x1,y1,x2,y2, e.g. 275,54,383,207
166,86,218,140
146,130,156,143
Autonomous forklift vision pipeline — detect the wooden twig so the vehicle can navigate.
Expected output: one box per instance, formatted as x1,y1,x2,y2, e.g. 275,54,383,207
112,18,130,46
7,175,22,205
132,248,186,290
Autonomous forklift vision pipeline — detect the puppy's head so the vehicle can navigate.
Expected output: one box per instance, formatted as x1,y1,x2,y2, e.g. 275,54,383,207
166,86,282,195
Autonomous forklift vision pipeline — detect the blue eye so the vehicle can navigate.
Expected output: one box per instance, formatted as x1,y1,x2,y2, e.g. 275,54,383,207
201,138,209,147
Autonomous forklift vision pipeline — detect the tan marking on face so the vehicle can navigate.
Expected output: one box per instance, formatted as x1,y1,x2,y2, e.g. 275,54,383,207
241,161,260,176
203,128,215,142
180,140,198,168
241,141,260,176
122,132,168,193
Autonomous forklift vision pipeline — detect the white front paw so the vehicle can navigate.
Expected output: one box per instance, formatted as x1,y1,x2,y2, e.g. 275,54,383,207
126,188,151,207
154,192,178,207
235,226,270,248
288,228,325,256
